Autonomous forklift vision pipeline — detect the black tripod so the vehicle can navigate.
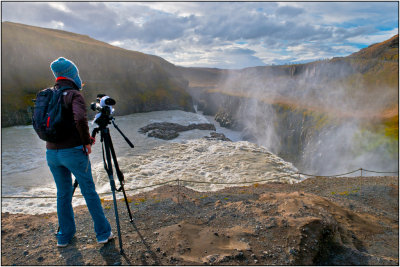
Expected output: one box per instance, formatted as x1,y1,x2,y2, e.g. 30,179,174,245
92,115,134,254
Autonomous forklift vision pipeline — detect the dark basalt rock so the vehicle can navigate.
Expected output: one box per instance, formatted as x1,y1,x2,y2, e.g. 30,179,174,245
148,129,179,140
203,132,232,142
139,122,187,134
215,109,236,128
139,122,216,140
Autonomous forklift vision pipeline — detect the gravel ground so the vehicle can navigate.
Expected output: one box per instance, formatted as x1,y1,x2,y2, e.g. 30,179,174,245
1,176,398,265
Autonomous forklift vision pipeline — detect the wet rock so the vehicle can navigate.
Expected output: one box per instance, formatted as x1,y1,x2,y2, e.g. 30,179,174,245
234,251,245,260
215,108,238,129
266,218,277,229
169,256,178,263
206,255,217,263
262,251,273,258
148,129,179,140
289,248,298,256
208,214,217,221
139,122,216,140
203,132,232,142
219,255,232,263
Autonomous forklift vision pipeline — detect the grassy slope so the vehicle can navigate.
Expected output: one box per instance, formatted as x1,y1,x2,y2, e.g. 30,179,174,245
331,35,398,141
2,22,193,126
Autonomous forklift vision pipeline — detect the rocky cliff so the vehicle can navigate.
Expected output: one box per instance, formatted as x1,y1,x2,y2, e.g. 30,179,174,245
187,35,398,173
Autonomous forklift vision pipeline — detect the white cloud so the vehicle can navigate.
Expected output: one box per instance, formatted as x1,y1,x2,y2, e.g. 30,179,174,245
110,40,123,47
347,28,399,45
331,45,361,54
136,2,202,17
49,20,65,30
48,3,71,13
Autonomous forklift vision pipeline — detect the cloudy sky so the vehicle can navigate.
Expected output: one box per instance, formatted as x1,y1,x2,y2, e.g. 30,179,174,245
2,1,398,69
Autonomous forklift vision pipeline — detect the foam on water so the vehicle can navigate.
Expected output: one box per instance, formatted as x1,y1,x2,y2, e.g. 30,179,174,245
3,139,304,214
93,139,304,196
1,184,86,214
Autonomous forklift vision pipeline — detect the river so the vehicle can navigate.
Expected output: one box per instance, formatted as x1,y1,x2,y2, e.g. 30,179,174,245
3,110,303,214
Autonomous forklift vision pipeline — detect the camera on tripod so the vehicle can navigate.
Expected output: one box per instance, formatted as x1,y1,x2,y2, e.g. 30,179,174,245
89,93,134,254
90,94,116,126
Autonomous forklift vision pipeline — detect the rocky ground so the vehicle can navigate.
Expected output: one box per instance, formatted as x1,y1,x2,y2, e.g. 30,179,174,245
1,176,398,265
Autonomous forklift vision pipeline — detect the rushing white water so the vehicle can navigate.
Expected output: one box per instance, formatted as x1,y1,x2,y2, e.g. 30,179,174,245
93,139,302,193
2,110,302,214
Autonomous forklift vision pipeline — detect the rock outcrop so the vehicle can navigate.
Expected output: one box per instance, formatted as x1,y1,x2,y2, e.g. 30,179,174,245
139,122,216,140
203,132,232,142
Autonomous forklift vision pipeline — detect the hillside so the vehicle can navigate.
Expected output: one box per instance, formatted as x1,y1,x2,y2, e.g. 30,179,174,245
349,34,399,60
1,22,193,127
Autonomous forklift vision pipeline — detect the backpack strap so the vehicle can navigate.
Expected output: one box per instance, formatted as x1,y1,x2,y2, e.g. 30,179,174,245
54,84,87,150
55,85,77,91
54,85,78,108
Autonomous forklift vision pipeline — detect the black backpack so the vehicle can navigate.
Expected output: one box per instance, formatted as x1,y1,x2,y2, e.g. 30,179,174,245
32,86,74,142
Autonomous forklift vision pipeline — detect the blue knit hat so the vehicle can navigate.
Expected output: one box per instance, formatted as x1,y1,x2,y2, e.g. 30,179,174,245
50,57,82,89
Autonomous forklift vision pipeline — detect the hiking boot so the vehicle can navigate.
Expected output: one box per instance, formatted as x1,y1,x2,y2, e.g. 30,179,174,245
57,242,69,248
98,232,114,244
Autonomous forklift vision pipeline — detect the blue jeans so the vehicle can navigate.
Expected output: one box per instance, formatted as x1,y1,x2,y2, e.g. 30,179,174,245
46,146,111,244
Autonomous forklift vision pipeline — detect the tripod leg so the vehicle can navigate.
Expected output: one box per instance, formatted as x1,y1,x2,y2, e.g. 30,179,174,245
110,180,124,254
103,129,124,254
120,186,133,222
108,138,134,222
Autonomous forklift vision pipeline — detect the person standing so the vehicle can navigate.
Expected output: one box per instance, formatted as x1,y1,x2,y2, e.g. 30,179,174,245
46,57,113,247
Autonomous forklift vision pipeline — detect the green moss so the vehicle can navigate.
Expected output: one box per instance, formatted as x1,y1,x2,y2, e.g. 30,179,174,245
353,126,398,159
384,115,399,141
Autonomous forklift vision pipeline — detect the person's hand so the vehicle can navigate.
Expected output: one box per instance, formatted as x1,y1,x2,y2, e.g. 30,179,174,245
85,144,92,155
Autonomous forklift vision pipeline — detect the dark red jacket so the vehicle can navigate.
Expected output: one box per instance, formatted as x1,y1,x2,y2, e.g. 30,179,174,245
46,79,91,149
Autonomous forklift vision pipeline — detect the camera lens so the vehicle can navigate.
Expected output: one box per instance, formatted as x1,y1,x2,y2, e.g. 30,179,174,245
90,102,97,111
104,98,116,105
